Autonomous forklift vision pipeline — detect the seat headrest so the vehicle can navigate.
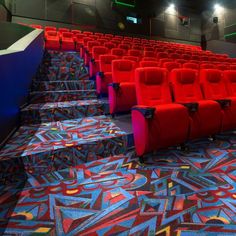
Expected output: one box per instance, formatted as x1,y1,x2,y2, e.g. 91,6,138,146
174,69,197,84
113,60,135,71
203,69,222,83
225,71,236,83
137,68,167,85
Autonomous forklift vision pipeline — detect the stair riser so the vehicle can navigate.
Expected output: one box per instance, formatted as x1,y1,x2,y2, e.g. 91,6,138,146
21,103,109,124
30,91,97,103
32,81,95,91
0,136,127,181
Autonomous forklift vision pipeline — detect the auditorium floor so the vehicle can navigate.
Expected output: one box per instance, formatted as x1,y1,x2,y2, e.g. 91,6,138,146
1,50,236,235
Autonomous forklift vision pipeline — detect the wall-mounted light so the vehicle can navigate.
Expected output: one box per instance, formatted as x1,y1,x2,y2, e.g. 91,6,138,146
166,3,176,14
214,3,224,14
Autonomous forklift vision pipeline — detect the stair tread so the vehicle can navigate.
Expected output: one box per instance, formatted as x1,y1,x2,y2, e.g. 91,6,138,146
30,89,96,94
22,99,108,111
0,116,127,159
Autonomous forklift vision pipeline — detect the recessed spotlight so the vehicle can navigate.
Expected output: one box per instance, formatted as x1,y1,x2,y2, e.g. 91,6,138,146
214,3,223,12
166,3,175,14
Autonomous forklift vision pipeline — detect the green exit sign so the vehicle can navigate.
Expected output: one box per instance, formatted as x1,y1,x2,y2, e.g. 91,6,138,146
115,0,136,8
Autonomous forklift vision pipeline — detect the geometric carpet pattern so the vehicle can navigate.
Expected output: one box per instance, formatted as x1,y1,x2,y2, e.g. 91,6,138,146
21,100,109,124
1,131,236,235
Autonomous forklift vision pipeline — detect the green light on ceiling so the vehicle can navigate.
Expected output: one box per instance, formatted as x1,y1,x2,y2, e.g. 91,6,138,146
114,0,136,8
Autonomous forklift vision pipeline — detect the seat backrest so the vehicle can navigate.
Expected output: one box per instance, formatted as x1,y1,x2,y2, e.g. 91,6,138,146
223,70,236,96
104,42,116,50
83,31,93,36
62,32,73,38
200,69,228,99
157,52,168,59
139,61,159,67
92,46,108,60
30,24,43,29
182,54,191,60
119,44,130,51
159,58,173,67
87,41,100,51
183,62,199,70
169,53,181,59
99,55,117,72
175,59,187,64
128,49,142,57
170,68,203,103
46,31,59,37
144,51,155,57
95,32,103,37
71,29,81,34
230,65,236,70
123,56,139,62
112,59,136,83
217,64,229,71
142,57,157,61
45,26,56,31
111,48,125,58
200,63,216,69
135,67,171,106
162,62,181,72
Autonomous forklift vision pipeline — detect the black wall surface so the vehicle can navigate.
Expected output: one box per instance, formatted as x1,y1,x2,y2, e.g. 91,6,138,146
0,21,33,49
8,0,201,42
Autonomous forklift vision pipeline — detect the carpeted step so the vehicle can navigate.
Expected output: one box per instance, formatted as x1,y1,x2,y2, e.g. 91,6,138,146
30,90,97,103
21,99,109,124
32,80,95,91
0,116,128,181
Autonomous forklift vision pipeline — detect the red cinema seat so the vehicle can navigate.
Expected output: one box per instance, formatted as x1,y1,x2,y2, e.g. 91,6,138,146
104,42,116,52
159,58,173,67
61,32,75,51
74,33,84,51
95,32,104,37
182,54,191,60
119,44,131,52
128,49,142,58
224,70,236,95
142,57,157,62
83,31,93,36
58,28,70,38
97,39,107,45
143,51,156,57
139,61,159,67
230,65,236,70
123,56,139,66
45,26,56,32
30,24,43,29
105,33,114,39
217,64,229,71
200,69,236,131
132,45,142,50
175,59,187,65
200,63,217,69
108,59,137,115
84,41,101,66
114,35,123,40
183,62,199,70
132,67,189,158
45,31,60,50
71,29,81,35
157,52,169,60
171,68,222,139
96,55,117,96
89,46,109,77
80,37,92,58
111,48,125,59
169,53,181,60
162,62,181,72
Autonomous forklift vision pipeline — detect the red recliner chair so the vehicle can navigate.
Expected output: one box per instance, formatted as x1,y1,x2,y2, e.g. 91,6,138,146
45,31,60,50
61,32,75,51
84,41,101,66
200,69,236,131
132,67,190,159
89,46,109,77
108,59,137,116
170,68,222,139
96,55,117,96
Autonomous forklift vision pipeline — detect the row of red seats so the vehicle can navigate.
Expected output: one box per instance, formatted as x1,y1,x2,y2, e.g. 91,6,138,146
132,68,236,159
96,57,236,97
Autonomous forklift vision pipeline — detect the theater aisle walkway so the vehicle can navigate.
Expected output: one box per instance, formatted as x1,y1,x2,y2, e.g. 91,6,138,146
1,50,236,235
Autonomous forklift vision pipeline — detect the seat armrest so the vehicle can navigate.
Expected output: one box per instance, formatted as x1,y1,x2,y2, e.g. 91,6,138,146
215,99,231,108
178,102,199,112
97,71,104,78
132,106,156,119
109,82,120,90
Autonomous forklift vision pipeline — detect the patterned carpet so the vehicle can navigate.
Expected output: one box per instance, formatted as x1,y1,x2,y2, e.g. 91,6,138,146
1,50,236,235
1,132,236,235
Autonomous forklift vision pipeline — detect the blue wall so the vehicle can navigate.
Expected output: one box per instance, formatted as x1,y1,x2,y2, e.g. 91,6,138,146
0,26,44,145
